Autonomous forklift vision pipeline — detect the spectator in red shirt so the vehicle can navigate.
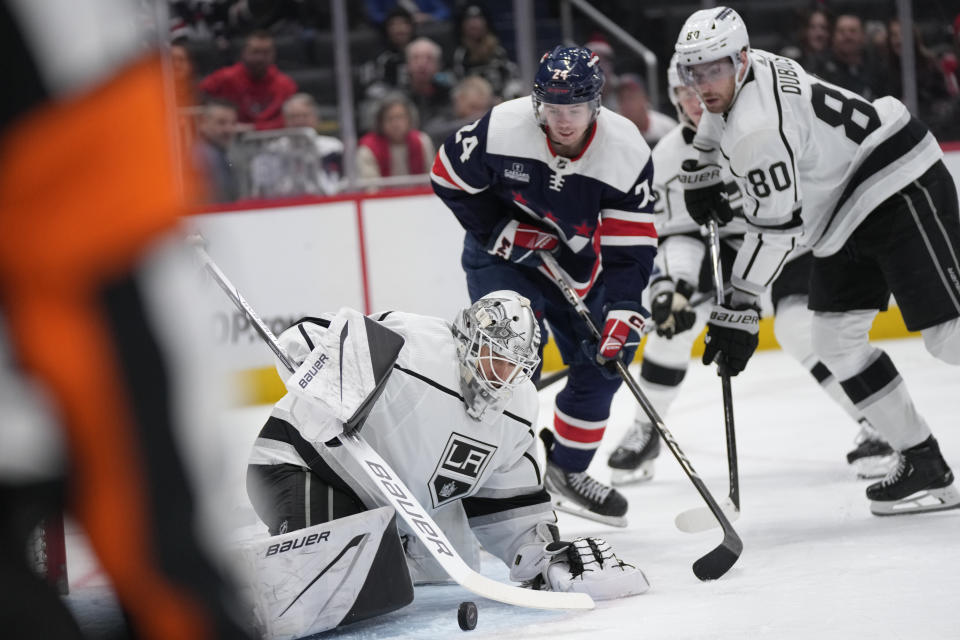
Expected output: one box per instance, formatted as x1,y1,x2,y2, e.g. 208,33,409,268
199,30,297,130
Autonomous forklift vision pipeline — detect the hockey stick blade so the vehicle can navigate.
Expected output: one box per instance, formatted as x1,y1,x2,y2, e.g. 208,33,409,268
675,497,740,534
537,251,743,582
692,532,743,581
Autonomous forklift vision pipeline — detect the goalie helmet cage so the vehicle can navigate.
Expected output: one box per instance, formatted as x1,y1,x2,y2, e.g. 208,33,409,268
30,512,69,595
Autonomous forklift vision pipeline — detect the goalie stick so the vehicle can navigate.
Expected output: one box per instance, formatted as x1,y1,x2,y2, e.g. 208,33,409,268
188,235,594,611
533,286,731,392
538,250,742,581
674,221,742,534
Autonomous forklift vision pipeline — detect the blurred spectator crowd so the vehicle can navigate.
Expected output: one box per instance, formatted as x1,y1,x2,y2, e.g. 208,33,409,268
168,0,960,204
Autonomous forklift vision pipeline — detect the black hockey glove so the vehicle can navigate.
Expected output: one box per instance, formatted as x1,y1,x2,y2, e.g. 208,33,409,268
650,277,697,339
680,159,734,227
702,302,760,375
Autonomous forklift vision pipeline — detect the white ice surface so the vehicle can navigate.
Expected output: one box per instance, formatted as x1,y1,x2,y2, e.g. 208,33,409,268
63,338,960,639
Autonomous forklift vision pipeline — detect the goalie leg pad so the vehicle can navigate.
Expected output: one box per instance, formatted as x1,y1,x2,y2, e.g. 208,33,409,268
235,506,413,640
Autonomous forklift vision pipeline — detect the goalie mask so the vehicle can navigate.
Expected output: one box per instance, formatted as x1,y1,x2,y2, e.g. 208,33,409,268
453,291,541,421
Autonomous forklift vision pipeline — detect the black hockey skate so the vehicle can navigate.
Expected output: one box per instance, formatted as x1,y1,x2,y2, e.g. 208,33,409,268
607,420,660,486
867,436,960,516
540,429,627,528
846,420,896,479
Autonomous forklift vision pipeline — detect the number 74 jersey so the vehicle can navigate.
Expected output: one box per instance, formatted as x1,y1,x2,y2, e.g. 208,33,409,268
697,49,942,264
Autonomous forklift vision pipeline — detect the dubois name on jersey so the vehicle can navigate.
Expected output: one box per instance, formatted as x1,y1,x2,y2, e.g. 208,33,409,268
696,50,943,299
431,96,657,301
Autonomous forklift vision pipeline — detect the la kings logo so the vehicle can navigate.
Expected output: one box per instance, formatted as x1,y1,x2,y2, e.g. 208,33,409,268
428,433,497,508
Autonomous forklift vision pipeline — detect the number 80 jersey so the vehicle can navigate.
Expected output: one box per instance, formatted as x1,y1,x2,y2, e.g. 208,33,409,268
697,49,943,259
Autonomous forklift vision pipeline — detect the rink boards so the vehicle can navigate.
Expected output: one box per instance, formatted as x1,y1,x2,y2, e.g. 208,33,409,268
192,147,960,405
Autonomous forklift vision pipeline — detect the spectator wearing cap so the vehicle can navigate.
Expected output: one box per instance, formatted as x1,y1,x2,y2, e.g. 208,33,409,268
199,31,298,130
360,6,416,102
617,74,676,147
818,14,881,101
584,36,618,112
357,94,434,182
452,4,520,100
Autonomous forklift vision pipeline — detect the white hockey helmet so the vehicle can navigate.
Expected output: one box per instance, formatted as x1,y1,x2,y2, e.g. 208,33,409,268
667,53,700,130
452,291,541,421
674,7,751,100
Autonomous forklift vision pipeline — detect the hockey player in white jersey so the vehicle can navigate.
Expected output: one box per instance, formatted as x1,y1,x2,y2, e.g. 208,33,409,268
673,7,960,515
607,56,893,485
243,292,648,636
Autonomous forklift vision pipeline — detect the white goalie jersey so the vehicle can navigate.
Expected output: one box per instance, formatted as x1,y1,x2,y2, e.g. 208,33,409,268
248,311,553,579
694,49,943,299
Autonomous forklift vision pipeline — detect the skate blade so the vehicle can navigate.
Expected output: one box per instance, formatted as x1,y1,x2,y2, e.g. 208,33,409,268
550,497,628,528
870,484,960,516
609,462,655,487
851,454,898,480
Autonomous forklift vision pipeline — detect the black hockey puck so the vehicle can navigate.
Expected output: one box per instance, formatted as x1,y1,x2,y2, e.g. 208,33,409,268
457,601,478,631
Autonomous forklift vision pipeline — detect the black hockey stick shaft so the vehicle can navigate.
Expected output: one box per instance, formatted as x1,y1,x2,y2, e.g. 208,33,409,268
706,221,740,511
538,251,742,581
532,286,728,392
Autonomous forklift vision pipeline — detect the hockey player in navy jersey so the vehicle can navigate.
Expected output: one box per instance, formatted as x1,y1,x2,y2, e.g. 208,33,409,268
675,7,960,515
242,293,649,636
606,56,894,485
431,46,658,526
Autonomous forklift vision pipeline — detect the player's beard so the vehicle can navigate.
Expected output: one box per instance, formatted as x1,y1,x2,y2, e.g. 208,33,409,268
548,122,594,158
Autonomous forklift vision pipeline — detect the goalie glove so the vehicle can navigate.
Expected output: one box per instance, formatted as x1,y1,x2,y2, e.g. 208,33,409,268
702,302,760,375
680,159,734,227
650,276,697,339
488,219,559,266
511,524,649,601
